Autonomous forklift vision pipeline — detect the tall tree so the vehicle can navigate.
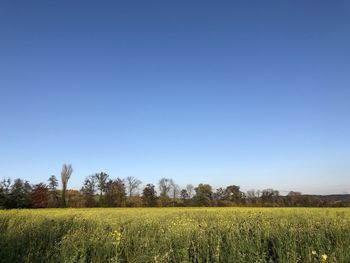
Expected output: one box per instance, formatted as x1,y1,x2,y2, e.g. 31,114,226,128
9,178,32,208
81,175,97,207
94,172,109,205
105,178,126,207
180,189,190,206
159,178,173,206
31,183,49,208
48,175,58,190
61,164,73,207
287,191,303,207
186,184,194,198
142,184,157,207
224,185,243,203
213,187,225,200
261,189,280,206
246,189,259,205
158,178,172,197
47,175,59,207
125,176,142,197
66,190,85,208
194,184,213,206
170,180,180,206
180,189,189,200
0,178,11,208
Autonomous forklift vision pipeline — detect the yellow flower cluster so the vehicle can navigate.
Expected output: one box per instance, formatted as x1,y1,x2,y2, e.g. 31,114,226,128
311,250,327,261
114,230,122,243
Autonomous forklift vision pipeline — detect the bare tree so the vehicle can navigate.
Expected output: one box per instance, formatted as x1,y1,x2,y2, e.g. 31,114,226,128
170,181,180,200
61,164,73,207
125,176,142,197
186,184,194,198
158,178,173,198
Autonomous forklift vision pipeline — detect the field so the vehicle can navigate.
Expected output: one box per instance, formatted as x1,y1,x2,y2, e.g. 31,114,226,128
0,208,349,263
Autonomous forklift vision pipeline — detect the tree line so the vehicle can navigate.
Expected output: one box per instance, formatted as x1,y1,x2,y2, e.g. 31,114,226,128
0,164,349,209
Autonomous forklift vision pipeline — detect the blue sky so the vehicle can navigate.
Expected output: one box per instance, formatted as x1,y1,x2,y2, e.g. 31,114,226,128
0,1,349,194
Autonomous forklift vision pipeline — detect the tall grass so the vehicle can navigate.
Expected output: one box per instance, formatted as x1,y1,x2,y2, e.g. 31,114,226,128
0,208,349,262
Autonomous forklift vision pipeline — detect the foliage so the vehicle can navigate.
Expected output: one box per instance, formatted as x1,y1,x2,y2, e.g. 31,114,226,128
94,172,109,206
7,178,32,208
105,178,127,207
142,184,157,207
80,175,97,207
194,183,213,206
47,175,60,208
30,183,49,208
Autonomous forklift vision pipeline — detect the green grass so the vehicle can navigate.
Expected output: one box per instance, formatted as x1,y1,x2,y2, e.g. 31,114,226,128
0,208,349,262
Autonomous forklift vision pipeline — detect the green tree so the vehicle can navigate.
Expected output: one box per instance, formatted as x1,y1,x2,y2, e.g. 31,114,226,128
224,185,243,203
180,189,189,200
94,172,109,206
9,178,32,208
81,175,97,207
105,178,126,207
142,184,157,207
48,175,60,207
0,178,11,208
194,184,213,206
214,187,225,200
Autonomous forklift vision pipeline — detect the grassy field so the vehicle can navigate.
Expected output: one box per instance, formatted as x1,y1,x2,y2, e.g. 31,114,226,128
0,208,349,263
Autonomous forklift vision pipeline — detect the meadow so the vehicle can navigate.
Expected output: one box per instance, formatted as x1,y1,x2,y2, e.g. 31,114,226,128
0,208,349,263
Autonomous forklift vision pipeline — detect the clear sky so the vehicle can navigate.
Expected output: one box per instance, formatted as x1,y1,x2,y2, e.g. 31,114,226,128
0,1,349,195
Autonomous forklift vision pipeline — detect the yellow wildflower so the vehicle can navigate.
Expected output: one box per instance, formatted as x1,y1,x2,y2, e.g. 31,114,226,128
322,254,327,261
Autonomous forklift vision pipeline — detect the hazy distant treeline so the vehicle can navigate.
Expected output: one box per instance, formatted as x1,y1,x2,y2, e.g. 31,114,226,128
1,164,349,209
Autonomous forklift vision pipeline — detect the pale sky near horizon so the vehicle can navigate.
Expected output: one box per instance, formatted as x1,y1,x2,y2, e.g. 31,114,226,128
0,1,349,195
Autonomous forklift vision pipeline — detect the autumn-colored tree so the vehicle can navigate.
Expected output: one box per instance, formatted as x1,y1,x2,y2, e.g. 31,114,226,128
30,183,49,208
67,190,85,208
126,195,143,207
